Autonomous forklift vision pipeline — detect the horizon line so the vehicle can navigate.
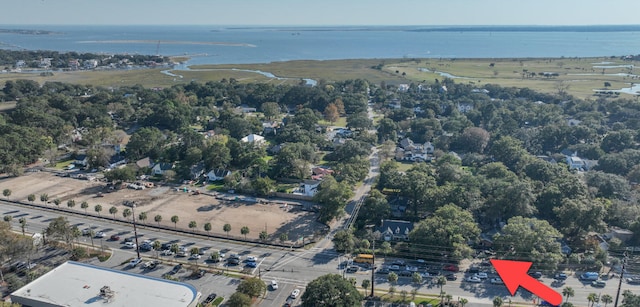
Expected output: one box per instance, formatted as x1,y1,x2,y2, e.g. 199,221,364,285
2,23,640,27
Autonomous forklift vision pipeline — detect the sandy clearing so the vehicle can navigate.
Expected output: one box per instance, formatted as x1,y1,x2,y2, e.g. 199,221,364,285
0,172,324,242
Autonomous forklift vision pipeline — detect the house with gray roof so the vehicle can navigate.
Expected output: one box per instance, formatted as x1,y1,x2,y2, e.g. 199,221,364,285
377,219,414,241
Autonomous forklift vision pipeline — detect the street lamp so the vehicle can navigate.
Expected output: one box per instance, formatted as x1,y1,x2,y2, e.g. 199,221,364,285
126,201,141,259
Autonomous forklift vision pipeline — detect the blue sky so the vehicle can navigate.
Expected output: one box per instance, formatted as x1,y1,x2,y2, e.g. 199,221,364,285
3,0,639,26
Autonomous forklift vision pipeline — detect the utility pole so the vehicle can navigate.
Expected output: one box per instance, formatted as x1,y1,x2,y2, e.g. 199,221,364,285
128,201,141,259
613,252,628,307
370,238,375,298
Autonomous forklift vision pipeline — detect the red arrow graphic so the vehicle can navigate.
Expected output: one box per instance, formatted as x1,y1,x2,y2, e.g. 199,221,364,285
490,259,563,306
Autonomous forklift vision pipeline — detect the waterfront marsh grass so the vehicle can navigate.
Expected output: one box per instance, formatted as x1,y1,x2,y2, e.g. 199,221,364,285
0,57,637,99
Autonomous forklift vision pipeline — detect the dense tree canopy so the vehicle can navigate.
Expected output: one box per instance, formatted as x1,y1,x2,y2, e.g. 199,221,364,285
409,204,480,261
493,216,563,271
300,274,363,307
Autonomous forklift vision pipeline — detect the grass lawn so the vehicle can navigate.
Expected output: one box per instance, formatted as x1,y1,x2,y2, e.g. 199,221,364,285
206,181,225,191
319,116,347,127
395,161,415,172
211,296,224,306
0,101,17,112
54,159,74,170
275,183,299,193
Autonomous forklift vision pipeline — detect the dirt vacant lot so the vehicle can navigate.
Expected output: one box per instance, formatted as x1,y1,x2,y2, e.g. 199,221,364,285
1,172,324,242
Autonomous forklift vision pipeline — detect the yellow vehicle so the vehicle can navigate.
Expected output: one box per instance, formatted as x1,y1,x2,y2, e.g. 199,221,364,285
354,254,374,264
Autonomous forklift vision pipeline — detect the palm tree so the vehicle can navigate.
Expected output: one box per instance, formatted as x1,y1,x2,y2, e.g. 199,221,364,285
410,288,417,300
154,214,162,226
152,240,161,258
53,198,61,207
223,223,231,237
562,287,575,303
388,272,398,284
388,286,396,298
122,208,132,221
436,276,447,305
259,230,268,242
493,296,503,307
94,204,102,216
67,199,76,209
279,232,288,243
138,212,147,224
3,188,11,199
18,217,26,235
109,206,118,219
240,226,250,239
40,193,48,204
587,293,599,307
188,221,197,231
361,279,370,296
601,294,613,307
3,215,13,223
204,222,212,236
27,194,35,203
459,298,469,307
81,201,89,214
171,215,179,229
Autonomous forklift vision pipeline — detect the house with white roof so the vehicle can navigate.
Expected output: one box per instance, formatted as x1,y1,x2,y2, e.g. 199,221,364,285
241,134,265,146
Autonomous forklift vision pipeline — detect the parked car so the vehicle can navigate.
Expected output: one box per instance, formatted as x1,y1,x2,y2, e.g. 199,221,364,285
189,254,201,260
246,262,257,268
124,242,137,249
591,280,606,288
465,276,482,283
473,272,488,279
94,231,106,238
391,260,405,266
554,273,568,280
290,289,300,299
169,264,182,275
143,260,160,270
626,277,640,285
246,256,257,262
444,264,459,272
127,258,142,268
202,293,217,305
124,237,134,243
490,278,504,285
109,234,120,241
376,268,390,275
161,249,175,256
82,228,91,236
271,280,279,290
389,265,400,271
445,273,458,281
528,271,542,279
397,270,411,277
580,272,599,281
346,266,359,273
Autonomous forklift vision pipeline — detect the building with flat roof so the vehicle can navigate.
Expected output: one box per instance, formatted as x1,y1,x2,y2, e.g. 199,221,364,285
10,261,199,307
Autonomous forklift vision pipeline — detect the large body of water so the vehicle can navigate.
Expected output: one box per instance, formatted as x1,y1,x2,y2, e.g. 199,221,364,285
1,25,640,65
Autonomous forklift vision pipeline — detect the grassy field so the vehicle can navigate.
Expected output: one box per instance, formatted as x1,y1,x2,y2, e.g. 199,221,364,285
383,57,639,99
1,57,638,99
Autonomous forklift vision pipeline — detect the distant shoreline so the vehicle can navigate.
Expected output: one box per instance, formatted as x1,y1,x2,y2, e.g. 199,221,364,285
78,40,256,47
0,29,60,35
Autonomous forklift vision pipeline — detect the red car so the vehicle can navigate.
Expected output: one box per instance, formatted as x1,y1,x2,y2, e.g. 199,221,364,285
109,234,120,241
443,264,459,272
